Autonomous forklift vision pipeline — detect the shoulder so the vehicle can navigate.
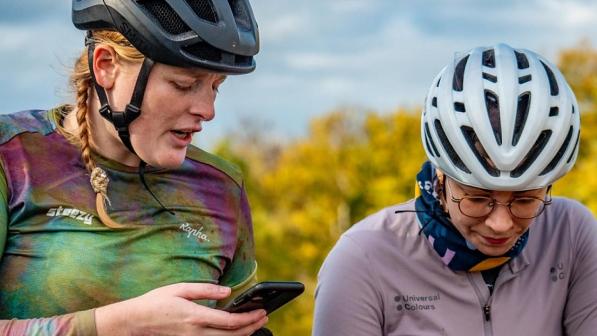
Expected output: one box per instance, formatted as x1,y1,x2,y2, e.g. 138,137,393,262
185,145,244,187
0,108,59,145
530,197,597,254
540,197,596,229
344,199,420,242
325,200,421,266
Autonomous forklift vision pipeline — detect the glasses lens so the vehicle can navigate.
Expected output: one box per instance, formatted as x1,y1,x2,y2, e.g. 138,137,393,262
510,198,545,219
459,196,493,218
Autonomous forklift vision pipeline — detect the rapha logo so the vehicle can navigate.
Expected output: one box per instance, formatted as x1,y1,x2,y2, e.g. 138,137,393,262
179,222,211,242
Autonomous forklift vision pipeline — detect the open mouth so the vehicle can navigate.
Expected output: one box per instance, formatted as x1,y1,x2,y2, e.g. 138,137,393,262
172,130,191,139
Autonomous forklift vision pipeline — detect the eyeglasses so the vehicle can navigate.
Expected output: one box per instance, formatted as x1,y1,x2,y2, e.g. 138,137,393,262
446,179,552,219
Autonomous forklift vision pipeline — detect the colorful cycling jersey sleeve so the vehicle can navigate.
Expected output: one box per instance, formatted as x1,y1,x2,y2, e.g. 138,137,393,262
0,165,7,254
0,107,256,335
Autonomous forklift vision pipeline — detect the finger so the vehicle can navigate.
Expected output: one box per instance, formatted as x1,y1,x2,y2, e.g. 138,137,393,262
231,316,269,336
197,308,267,330
202,316,268,336
158,282,231,300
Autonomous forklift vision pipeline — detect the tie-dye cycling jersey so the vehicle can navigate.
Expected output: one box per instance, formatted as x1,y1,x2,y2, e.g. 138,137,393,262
0,107,256,334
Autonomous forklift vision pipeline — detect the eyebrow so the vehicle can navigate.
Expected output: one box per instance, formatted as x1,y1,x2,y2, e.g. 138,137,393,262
460,184,542,196
171,68,227,81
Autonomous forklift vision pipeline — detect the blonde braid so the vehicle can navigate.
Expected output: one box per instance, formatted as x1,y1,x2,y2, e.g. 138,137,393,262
59,30,144,229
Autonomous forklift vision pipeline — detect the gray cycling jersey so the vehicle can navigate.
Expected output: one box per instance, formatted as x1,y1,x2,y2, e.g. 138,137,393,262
313,198,597,336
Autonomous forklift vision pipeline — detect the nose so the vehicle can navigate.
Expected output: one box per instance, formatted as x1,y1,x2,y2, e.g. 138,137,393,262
484,203,514,234
189,86,216,122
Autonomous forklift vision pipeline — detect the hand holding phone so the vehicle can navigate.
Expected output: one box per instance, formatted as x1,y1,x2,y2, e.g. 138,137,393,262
222,281,304,315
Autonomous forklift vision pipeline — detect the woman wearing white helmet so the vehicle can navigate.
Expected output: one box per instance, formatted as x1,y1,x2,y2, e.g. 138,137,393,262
0,1,271,335
313,43,597,335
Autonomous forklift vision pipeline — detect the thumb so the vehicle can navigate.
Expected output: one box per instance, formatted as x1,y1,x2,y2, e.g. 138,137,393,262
161,283,231,301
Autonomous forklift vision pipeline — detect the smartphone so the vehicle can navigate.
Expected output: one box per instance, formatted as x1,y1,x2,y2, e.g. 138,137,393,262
222,281,304,314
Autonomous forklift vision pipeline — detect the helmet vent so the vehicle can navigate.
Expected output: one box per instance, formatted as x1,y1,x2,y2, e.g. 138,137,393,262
183,42,222,63
549,107,559,117
483,72,497,83
186,0,218,23
485,90,502,145
540,126,573,176
228,0,252,31
436,77,442,87
510,130,552,178
513,92,531,146
541,61,559,96
572,105,576,114
424,134,434,157
453,55,469,92
432,97,437,107
518,75,532,84
566,131,580,164
461,126,500,177
424,122,440,157
434,119,471,173
454,102,466,112
514,51,529,69
141,0,190,35
482,49,495,68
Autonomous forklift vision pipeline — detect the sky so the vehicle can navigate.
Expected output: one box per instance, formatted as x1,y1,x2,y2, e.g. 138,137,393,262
1,0,596,148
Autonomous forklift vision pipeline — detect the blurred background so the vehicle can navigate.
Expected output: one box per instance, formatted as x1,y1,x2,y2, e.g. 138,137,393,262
1,1,597,334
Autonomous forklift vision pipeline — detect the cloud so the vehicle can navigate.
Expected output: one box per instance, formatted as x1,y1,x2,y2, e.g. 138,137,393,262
2,0,597,147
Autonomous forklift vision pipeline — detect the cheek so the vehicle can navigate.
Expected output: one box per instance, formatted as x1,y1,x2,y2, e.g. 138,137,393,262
446,205,478,234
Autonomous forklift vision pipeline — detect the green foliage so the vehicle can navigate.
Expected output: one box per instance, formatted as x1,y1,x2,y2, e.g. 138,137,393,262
214,44,597,335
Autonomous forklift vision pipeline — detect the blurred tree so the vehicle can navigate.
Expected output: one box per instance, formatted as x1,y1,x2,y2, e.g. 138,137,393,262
214,42,597,335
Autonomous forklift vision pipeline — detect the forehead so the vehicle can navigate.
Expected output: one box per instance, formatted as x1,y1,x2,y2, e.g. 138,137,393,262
159,63,226,80
450,178,545,195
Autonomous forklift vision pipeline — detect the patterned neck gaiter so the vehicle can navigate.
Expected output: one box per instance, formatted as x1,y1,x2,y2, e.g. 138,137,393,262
413,161,528,272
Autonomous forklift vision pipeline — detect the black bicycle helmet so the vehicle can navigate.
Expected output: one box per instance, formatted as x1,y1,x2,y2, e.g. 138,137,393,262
72,0,259,74
71,0,259,156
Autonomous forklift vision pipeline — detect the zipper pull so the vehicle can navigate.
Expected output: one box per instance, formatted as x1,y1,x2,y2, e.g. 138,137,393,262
483,305,491,321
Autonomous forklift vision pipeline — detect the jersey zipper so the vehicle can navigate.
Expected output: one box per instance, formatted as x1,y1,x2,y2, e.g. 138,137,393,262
467,273,493,336
483,304,491,321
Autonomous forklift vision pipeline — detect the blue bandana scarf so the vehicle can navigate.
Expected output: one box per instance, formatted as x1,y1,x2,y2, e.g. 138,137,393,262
414,161,528,272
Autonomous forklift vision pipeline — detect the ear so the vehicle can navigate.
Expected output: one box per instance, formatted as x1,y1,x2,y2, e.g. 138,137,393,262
92,45,119,90
435,169,447,205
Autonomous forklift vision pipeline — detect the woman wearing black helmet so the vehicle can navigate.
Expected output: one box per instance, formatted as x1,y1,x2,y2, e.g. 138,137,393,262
0,1,268,335
313,44,597,335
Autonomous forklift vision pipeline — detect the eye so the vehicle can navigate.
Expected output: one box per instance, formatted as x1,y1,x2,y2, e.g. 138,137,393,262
512,197,539,206
171,81,193,92
213,78,226,94
466,196,492,204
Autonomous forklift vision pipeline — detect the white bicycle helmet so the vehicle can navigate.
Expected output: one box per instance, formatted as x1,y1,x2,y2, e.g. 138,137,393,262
421,43,580,190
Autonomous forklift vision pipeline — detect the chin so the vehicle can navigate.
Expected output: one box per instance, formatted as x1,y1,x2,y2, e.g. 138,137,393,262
478,244,513,257
145,152,187,169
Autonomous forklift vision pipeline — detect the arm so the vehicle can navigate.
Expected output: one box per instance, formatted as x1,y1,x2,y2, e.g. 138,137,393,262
0,164,7,257
0,166,98,335
217,183,258,308
312,235,384,336
0,311,96,336
563,201,597,336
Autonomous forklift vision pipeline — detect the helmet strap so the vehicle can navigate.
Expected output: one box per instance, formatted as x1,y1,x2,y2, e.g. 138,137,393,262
85,31,154,156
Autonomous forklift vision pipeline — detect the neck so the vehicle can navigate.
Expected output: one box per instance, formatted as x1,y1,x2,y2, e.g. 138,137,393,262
64,99,141,167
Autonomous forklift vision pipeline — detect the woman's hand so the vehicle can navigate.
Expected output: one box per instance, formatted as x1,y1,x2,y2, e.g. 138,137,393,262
95,283,268,336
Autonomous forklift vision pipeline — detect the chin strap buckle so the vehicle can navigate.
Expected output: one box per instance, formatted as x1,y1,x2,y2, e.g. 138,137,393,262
124,103,141,122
